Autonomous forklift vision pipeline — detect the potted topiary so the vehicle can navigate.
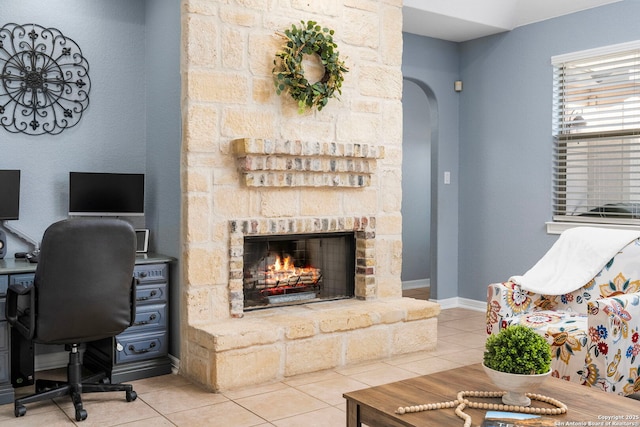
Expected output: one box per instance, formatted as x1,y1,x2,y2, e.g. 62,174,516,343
483,324,552,406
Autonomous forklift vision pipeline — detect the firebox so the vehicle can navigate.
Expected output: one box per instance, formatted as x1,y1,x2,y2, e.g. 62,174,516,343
243,232,355,310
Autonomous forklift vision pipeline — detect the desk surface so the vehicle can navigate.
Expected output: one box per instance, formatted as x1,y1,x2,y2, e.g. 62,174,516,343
343,363,640,427
0,253,174,274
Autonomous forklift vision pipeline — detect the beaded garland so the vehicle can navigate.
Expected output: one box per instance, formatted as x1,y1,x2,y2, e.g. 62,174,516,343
395,390,568,427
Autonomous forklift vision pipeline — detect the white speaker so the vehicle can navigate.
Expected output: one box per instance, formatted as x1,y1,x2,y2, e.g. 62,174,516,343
0,230,6,259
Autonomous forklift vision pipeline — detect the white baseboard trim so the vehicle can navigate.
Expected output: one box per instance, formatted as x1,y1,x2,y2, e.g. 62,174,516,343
402,278,430,290
169,354,180,374
433,297,485,312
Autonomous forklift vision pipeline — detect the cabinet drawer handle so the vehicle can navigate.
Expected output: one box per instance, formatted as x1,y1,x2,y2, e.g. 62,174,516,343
134,314,157,326
137,290,158,301
128,341,157,354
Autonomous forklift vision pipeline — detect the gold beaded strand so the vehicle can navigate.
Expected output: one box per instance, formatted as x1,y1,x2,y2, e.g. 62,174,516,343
395,390,567,427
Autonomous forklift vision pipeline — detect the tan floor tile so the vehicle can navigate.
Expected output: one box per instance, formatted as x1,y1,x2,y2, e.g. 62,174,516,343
282,370,345,388
347,365,417,387
384,351,435,366
139,383,228,415
56,395,158,426
234,387,328,422
439,331,487,349
295,376,369,406
223,381,289,401
167,401,266,427
428,339,468,356
437,308,480,322
0,407,75,426
442,348,485,365
438,323,463,338
440,315,486,332
334,361,390,376
115,416,177,426
130,372,191,394
395,357,462,376
271,406,346,427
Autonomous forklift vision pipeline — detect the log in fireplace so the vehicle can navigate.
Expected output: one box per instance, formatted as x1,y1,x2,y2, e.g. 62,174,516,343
243,232,355,310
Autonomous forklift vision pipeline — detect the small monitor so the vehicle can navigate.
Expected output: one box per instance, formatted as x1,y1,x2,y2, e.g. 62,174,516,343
69,172,145,217
0,170,20,220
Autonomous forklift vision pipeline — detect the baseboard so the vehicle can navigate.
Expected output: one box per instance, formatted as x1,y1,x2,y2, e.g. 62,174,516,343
402,278,430,290
433,297,485,312
36,350,182,375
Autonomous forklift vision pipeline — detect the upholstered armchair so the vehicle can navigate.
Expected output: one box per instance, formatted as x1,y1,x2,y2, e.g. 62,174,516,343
486,230,640,396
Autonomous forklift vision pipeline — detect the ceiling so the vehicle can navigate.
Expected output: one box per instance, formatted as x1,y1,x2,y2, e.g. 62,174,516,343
402,0,623,42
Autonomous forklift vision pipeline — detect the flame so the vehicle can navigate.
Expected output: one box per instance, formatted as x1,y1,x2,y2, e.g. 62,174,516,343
272,255,294,272
266,255,320,284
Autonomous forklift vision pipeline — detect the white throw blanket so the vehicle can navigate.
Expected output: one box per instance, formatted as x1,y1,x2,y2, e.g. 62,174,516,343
509,227,640,295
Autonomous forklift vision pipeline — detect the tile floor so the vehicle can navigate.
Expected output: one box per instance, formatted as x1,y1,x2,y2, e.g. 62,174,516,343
0,292,489,426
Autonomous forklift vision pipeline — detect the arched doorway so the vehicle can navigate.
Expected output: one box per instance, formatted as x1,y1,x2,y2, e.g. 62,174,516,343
402,78,438,298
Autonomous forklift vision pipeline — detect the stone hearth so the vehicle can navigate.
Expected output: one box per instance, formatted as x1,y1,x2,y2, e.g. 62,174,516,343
188,298,439,390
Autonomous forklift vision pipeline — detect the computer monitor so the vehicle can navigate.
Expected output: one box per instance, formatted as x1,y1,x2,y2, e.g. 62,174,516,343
68,172,145,217
0,170,21,220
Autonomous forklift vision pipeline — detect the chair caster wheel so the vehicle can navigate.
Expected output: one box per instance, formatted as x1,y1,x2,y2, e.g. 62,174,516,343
14,405,26,417
75,408,87,421
126,390,137,402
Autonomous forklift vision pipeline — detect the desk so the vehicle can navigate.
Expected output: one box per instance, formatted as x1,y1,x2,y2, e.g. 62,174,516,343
0,253,174,405
343,363,640,427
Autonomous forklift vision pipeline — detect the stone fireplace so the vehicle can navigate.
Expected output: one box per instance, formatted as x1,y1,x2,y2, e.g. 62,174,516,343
179,0,440,392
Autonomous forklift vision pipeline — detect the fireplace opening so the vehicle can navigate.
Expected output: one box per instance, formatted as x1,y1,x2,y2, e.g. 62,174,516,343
243,232,355,310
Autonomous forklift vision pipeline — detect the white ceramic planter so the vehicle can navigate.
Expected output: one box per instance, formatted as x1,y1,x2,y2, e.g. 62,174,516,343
482,363,551,406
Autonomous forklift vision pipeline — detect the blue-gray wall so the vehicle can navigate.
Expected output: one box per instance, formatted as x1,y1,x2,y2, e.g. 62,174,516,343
0,0,182,356
404,1,640,304
144,0,181,358
458,1,640,302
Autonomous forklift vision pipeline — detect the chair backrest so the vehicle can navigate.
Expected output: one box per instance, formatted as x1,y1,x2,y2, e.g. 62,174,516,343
33,218,136,344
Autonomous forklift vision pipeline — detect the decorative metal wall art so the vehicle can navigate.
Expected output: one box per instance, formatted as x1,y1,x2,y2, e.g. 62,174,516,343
0,23,91,135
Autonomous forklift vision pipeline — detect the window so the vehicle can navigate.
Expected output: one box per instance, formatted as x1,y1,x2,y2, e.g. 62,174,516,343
552,41,640,225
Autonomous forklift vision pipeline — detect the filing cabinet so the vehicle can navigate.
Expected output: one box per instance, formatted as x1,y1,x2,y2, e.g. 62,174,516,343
84,259,173,383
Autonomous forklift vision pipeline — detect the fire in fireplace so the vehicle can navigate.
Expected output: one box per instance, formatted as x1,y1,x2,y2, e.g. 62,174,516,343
243,232,355,309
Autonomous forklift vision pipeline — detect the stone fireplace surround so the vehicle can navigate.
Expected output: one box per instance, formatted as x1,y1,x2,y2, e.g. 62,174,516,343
180,0,441,393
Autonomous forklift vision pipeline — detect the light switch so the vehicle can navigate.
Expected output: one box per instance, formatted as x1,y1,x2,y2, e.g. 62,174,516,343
444,171,451,185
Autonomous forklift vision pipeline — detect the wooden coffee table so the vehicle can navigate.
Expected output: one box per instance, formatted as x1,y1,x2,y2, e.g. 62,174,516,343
343,363,640,427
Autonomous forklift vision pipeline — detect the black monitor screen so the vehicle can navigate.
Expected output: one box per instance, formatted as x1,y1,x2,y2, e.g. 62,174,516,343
0,170,20,220
69,172,145,216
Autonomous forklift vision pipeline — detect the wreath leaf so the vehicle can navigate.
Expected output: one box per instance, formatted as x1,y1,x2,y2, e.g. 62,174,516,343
273,20,348,113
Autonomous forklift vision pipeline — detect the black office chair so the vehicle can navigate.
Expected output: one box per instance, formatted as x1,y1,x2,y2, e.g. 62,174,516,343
5,218,138,421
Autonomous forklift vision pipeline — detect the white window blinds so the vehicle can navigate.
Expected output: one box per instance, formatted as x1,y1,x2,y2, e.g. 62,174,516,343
552,41,640,225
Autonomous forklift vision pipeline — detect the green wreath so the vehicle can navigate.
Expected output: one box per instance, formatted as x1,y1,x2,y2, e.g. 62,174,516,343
273,20,348,113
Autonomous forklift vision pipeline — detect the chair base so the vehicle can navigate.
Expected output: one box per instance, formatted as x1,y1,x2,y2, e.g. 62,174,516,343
14,344,137,421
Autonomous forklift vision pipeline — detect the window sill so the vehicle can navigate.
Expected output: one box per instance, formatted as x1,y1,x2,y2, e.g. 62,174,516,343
546,221,640,235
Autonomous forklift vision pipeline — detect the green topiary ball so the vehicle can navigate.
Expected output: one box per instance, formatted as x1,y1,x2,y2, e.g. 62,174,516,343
483,325,551,375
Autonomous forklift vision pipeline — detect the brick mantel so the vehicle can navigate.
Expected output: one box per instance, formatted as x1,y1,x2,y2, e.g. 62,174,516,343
233,138,384,187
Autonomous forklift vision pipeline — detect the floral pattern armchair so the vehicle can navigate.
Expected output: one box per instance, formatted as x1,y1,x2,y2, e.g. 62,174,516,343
487,239,640,396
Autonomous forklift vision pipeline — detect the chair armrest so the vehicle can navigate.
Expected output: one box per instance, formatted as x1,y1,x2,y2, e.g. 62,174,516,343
487,281,536,335
587,293,640,395
5,282,36,340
